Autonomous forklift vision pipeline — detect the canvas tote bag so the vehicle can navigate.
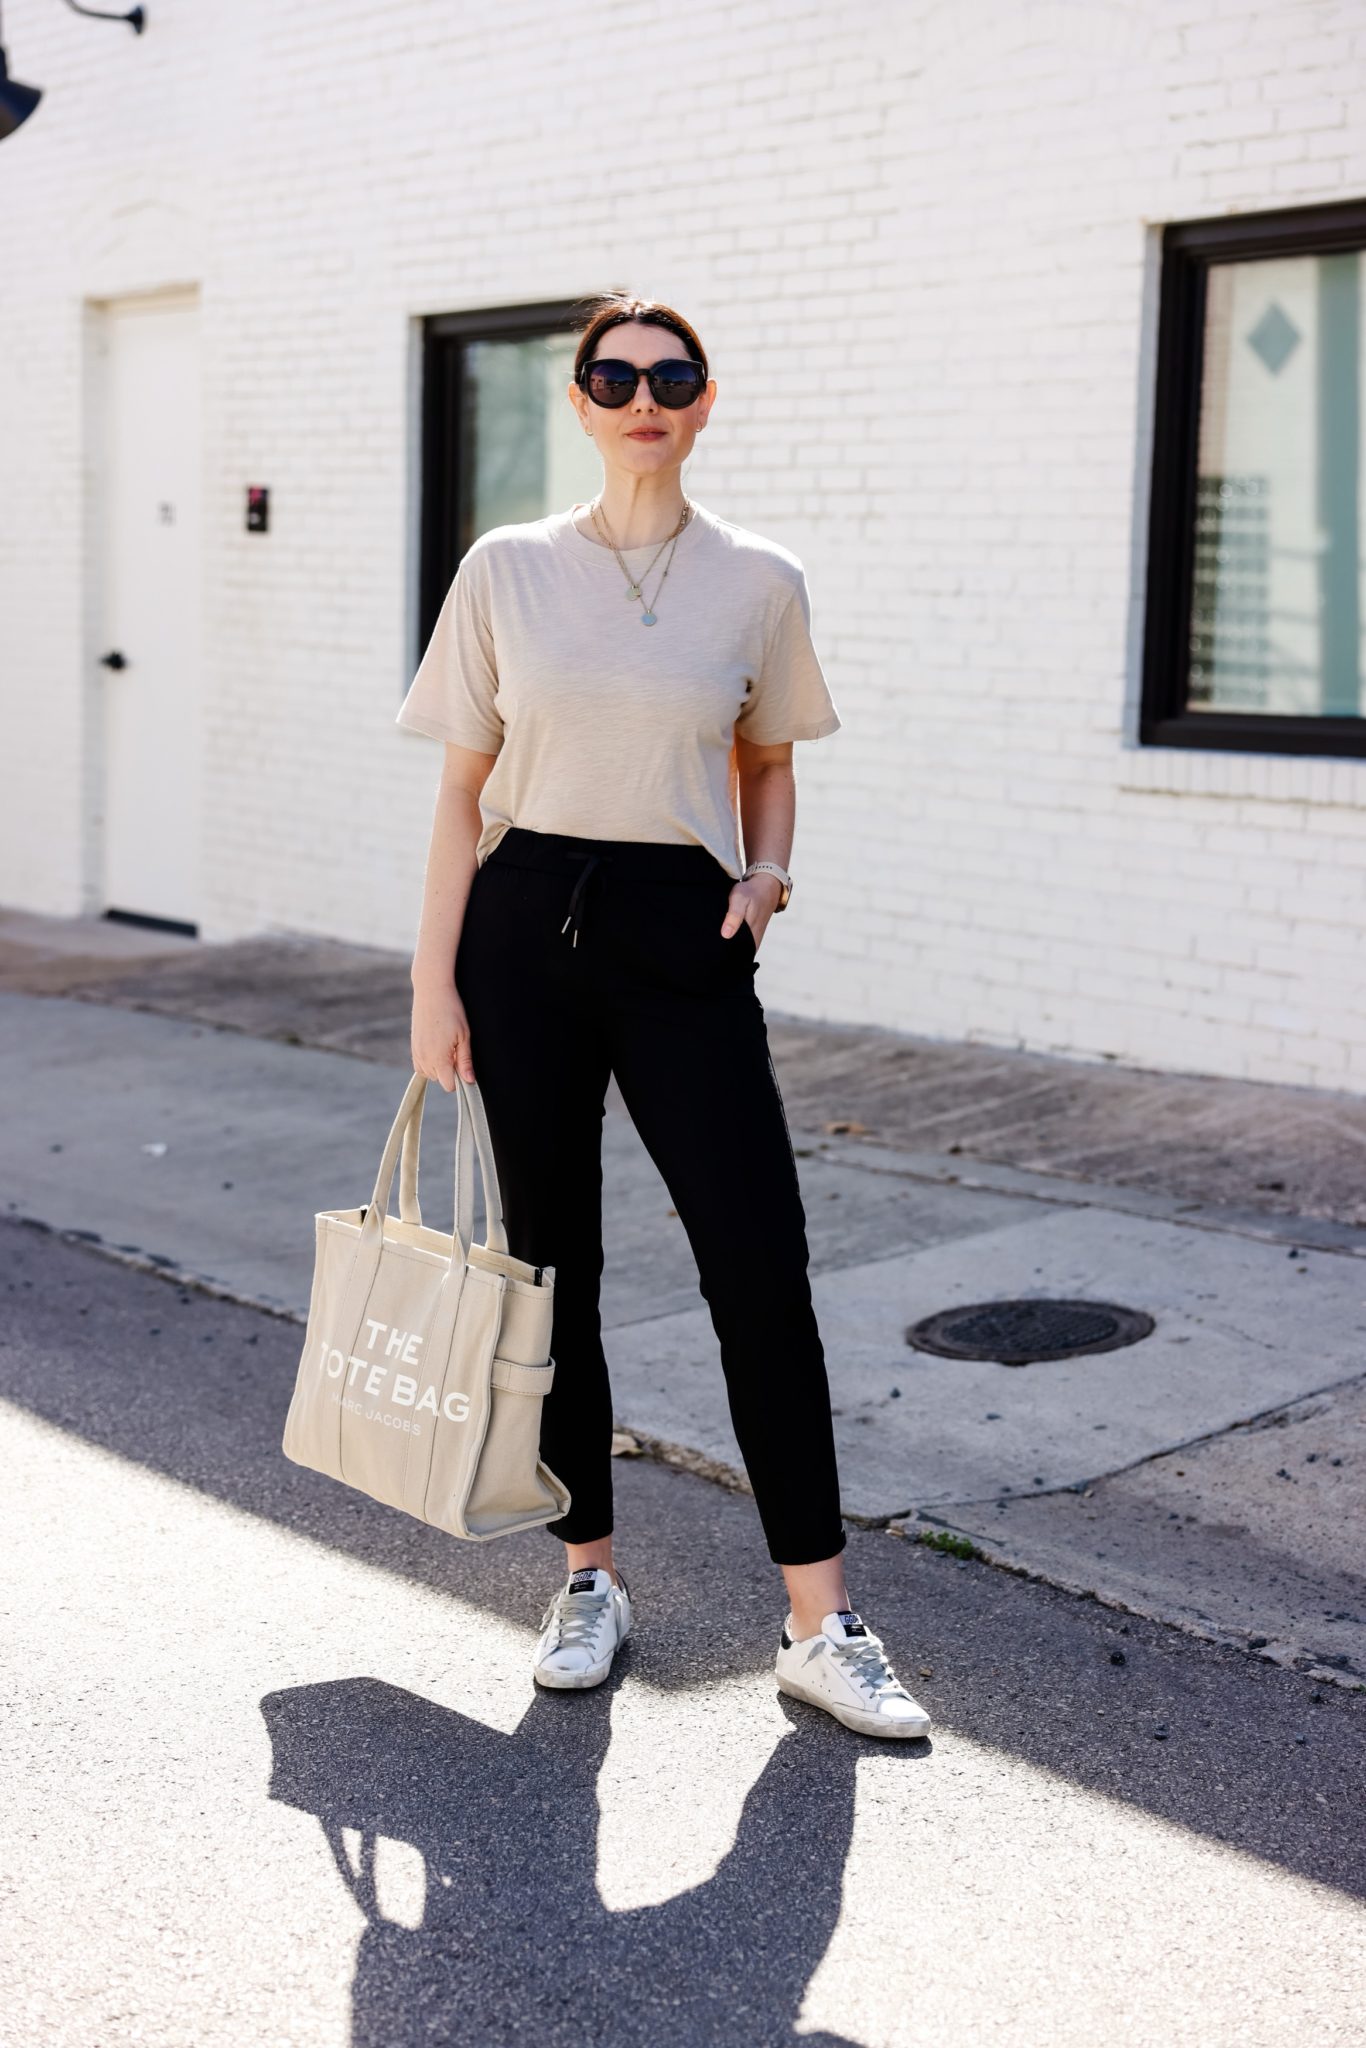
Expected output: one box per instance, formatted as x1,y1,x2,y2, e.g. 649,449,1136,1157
282,1068,570,1539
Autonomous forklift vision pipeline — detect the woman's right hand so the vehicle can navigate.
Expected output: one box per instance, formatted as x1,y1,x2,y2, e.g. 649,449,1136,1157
411,976,476,1090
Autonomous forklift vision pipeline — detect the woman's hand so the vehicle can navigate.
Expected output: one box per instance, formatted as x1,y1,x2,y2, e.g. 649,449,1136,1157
722,872,784,951
411,975,477,1090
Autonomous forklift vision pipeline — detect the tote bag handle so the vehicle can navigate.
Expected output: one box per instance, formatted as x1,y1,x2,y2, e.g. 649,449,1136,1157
360,1070,509,1264
330,1070,509,1486
451,1072,508,1262
397,1112,422,1226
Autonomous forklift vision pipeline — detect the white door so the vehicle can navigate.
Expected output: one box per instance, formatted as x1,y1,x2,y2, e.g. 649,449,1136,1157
99,290,203,928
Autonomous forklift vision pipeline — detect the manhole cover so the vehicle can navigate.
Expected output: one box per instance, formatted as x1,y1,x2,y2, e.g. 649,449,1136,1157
905,1298,1155,1367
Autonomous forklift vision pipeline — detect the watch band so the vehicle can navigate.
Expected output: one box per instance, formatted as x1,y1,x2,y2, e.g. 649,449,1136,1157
743,860,793,911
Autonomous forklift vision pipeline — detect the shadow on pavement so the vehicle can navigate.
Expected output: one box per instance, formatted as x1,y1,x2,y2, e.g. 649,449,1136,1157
5,1216,1364,1912
261,1677,872,2048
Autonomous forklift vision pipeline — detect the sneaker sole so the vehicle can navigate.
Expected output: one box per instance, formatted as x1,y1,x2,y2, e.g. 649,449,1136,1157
533,1619,631,1692
533,1659,615,1691
776,1670,931,1740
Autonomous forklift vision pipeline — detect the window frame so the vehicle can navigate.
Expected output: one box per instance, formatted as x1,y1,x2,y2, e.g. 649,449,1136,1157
417,297,588,661
1141,195,1366,759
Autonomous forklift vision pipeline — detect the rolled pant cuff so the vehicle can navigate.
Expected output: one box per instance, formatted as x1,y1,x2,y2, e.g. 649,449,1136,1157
547,1519,614,1547
768,1523,848,1569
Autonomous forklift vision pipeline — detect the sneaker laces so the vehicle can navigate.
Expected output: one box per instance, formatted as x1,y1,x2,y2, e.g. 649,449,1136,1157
830,1633,909,1703
543,1584,611,1655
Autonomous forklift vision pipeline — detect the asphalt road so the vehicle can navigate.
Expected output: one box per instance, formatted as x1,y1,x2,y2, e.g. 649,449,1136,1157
2,1218,1363,2048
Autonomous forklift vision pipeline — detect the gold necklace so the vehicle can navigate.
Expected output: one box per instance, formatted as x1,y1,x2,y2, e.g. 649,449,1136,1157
588,497,693,625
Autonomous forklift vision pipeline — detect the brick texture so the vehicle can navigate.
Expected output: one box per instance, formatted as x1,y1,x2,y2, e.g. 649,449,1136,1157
3,0,1365,1089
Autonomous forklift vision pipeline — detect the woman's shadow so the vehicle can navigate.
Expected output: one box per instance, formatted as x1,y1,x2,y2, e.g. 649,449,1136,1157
261,1670,910,2047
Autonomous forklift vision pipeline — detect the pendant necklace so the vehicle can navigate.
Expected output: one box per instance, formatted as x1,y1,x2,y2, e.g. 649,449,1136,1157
589,497,693,625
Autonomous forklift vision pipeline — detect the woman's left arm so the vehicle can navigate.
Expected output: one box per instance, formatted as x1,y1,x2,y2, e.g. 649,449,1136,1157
725,736,796,947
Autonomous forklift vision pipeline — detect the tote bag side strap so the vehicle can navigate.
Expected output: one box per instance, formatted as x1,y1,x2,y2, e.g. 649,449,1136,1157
491,1357,555,1395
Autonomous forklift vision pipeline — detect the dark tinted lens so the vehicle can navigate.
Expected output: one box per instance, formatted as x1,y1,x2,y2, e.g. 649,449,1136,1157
651,360,704,407
584,360,638,406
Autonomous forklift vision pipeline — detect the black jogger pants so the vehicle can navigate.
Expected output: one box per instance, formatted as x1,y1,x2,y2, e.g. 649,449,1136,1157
452,825,846,1568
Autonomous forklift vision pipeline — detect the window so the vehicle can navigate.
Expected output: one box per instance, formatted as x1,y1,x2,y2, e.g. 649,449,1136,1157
417,300,601,658
1142,197,1366,757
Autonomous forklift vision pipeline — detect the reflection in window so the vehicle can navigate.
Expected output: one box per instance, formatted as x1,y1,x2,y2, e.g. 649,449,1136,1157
1192,253,1362,719
458,331,597,539
418,306,604,662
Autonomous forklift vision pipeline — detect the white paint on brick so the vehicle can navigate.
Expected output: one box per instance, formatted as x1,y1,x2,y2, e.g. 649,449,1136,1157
2,0,1365,1090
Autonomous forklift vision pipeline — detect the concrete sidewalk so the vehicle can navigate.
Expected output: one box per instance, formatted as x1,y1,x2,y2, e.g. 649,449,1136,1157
2,907,1363,1688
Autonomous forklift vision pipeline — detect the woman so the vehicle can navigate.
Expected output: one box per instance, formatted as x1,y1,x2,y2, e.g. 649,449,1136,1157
400,292,929,1741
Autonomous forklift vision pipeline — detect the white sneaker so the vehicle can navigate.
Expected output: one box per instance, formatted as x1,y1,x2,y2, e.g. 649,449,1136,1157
532,1566,632,1690
775,1609,931,1739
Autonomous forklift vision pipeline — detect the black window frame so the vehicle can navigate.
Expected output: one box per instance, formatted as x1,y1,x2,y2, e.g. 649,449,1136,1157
417,297,588,660
1141,194,1366,759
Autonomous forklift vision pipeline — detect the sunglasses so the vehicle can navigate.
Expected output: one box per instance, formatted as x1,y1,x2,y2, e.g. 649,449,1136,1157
577,357,707,410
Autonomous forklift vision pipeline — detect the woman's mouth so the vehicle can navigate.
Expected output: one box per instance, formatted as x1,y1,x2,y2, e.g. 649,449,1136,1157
627,430,666,440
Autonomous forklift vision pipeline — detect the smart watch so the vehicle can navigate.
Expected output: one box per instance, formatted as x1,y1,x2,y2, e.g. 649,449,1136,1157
742,860,793,912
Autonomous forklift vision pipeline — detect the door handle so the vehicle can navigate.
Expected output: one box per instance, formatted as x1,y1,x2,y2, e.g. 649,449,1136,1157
100,650,128,670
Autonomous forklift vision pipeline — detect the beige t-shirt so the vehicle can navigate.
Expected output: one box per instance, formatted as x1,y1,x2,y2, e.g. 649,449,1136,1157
394,499,842,878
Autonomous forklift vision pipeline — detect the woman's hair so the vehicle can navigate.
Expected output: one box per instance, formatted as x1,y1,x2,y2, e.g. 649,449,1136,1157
570,291,708,383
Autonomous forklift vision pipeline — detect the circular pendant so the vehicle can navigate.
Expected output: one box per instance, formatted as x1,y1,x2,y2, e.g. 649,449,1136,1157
640,611,657,626
625,585,640,600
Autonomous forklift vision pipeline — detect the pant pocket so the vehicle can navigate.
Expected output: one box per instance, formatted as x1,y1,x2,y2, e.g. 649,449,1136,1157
609,873,753,993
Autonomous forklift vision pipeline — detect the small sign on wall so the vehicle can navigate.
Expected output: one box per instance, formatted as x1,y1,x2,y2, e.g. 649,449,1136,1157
246,486,269,533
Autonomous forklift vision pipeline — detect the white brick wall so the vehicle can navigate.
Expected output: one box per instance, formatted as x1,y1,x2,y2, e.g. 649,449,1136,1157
3,0,1366,1090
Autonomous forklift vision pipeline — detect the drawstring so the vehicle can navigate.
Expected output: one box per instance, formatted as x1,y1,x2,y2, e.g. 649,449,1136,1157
559,850,615,947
